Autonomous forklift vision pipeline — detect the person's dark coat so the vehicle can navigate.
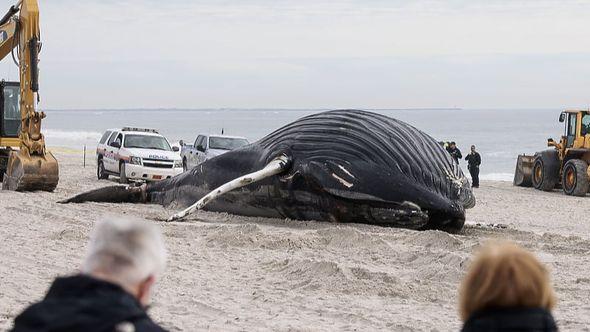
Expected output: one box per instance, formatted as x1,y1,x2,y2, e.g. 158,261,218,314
465,152,481,170
462,307,557,332
465,151,482,187
446,146,463,163
11,274,167,332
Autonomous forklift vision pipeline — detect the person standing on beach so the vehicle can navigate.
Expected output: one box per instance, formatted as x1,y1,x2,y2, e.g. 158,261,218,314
11,218,168,332
446,141,462,164
465,145,481,188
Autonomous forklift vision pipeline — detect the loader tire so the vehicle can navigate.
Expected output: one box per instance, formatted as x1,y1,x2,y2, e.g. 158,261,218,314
562,159,589,196
532,150,559,191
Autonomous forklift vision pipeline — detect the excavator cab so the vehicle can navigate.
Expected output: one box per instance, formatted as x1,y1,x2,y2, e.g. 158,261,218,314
0,81,20,138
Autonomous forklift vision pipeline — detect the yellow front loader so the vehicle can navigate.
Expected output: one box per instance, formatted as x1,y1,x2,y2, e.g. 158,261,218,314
0,0,58,191
514,110,590,196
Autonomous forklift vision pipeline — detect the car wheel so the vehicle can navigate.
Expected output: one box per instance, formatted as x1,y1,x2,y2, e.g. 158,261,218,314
97,160,108,180
119,163,129,184
562,159,589,196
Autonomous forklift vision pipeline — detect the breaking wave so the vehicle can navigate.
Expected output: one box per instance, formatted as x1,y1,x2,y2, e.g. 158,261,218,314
44,129,102,148
44,129,102,140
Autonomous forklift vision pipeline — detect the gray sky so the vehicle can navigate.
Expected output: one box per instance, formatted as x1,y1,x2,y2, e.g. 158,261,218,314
2,0,590,109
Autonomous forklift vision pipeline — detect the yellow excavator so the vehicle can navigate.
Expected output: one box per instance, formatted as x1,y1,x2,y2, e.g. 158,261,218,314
0,0,58,191
514,110,590,196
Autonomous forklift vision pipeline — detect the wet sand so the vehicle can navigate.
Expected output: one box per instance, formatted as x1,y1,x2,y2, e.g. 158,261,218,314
1,152,589,331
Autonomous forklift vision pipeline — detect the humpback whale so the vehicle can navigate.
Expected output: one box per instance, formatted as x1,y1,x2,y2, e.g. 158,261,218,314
62,110,475,232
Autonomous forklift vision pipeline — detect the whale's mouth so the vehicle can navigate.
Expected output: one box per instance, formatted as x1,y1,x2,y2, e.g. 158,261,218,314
318,187,466,232
312,186,427,228
366,203,465,232
367,204,429,229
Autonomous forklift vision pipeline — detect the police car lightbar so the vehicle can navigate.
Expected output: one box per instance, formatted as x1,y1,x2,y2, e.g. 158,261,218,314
121,127,159,134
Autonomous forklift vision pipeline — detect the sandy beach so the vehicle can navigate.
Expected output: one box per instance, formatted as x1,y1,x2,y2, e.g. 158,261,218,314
1,151,589,331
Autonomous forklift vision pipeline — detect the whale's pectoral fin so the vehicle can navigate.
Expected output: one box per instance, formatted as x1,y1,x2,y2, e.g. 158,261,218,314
167,154,291,222
58,185,146,204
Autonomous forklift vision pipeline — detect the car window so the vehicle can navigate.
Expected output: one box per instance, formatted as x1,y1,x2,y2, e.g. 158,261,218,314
124,134,172,151
107,131,118,145
99,131,112,144
209,137,249,150
115,134,123,145
194,135,203,148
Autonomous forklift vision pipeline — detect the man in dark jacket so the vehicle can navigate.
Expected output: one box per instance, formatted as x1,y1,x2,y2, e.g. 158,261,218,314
446,141,462,164
465,145,481,188
11,218,168,332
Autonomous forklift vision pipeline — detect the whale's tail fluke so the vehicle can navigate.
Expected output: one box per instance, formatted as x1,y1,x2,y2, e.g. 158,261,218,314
167,154,291,222
59,184,146,204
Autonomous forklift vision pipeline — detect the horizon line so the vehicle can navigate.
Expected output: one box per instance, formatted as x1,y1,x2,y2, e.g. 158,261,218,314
42,107,574,112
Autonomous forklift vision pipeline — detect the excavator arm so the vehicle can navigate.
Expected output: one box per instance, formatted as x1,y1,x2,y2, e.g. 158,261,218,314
0,0,58,191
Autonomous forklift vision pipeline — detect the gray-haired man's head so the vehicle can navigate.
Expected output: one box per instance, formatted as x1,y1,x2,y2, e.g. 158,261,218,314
82,218,167,307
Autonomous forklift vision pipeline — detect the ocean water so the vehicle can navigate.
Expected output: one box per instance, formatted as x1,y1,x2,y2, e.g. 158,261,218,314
41,109,564,181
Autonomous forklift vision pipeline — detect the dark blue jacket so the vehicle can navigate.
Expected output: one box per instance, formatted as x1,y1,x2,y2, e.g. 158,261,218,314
462,307,557,332
11,274,167,332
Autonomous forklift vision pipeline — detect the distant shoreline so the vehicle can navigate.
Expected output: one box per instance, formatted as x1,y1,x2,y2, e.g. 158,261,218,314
41,107,567,112
44,108,463,112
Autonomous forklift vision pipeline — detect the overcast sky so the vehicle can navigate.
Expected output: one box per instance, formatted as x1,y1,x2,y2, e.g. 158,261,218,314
2,0,590,109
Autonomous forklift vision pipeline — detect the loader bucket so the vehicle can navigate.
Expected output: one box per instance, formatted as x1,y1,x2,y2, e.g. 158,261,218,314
2,149,59,191
513,154,534,187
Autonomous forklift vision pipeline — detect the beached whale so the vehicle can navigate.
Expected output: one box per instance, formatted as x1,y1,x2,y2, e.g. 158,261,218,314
62,110,475,232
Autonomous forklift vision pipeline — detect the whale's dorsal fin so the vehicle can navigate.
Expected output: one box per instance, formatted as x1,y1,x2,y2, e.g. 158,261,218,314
167,154,291,222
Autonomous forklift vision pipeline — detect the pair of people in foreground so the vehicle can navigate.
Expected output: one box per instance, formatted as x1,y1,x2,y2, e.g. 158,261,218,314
10,218,557,331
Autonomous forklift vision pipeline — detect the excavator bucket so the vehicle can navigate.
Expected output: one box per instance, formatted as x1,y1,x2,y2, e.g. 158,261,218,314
2,149,59,191
513,154,534,187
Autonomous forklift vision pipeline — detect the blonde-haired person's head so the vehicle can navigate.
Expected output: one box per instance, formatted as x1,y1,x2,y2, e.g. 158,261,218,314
459,241,556,322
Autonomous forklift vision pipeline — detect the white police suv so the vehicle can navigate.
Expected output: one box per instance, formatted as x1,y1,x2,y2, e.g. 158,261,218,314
96,127,183,183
